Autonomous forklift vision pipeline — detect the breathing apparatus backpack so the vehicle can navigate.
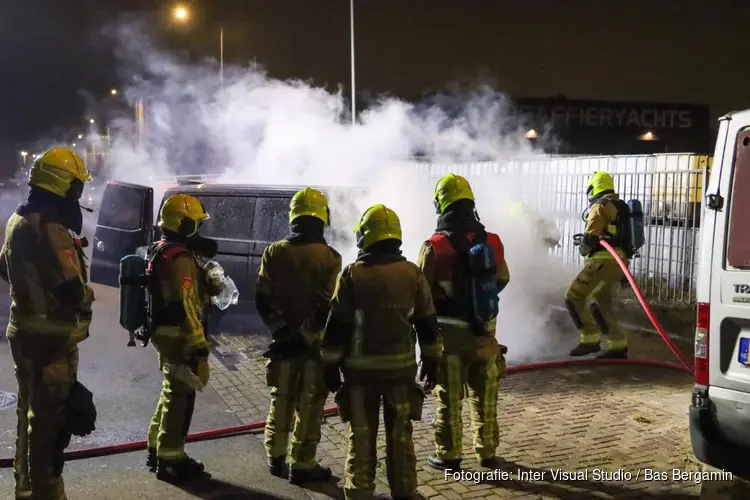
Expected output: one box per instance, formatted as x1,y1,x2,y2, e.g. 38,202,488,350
599,198,646,259
118,242,190,347
429,231,501,334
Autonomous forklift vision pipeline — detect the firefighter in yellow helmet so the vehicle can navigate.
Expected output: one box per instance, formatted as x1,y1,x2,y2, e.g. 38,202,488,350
565,171,629,358
509,201,561,249
418,173,510,471
321,204,442,500
256,187,342,484
1,147,95,499
145,193,225,482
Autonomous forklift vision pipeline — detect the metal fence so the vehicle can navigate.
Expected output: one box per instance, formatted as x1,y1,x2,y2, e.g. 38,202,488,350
414,153,711,305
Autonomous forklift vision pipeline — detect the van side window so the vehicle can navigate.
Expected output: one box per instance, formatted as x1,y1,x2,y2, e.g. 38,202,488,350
198,196,255,240
98,184,145,231
727,131,750,268
253,198,291,242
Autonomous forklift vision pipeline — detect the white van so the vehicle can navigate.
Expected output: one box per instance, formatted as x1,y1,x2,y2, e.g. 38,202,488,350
692,109,750,479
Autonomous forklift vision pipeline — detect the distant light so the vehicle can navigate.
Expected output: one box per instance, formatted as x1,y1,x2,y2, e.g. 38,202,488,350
32,154,37,159
525,129,539,139
89,118,95,124
72,142,77,147
20,151,27,157
173,5,189,21
640,131,655,141
110,88,118,95
78,134,84,139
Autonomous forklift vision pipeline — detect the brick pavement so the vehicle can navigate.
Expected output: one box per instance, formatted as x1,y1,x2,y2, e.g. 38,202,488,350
207,332,703,500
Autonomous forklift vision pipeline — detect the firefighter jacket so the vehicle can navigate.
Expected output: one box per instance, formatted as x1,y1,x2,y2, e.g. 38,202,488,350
255,239,342,347
580,193,628,261
417,229,509,358
0,212,93,343
147,240,214,361
321,254,443,383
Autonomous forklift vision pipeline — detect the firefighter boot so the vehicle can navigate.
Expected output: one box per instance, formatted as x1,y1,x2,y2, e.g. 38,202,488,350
478,456,505,468
268,456,289,478
427,455,461,471
146,447,157,472
289,464,333,485
569,343,600,357
597,347,628,359
156,456,207,483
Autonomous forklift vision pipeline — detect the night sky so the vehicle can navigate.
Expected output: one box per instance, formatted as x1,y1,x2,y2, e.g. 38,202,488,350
2,0,749,173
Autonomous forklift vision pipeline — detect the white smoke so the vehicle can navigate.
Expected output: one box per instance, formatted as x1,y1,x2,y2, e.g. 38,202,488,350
100,22,579,362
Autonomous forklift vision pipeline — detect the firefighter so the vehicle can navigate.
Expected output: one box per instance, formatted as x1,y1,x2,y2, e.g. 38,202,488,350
565,171,629,358
418,173,510,471
509,201,561,249
0,147,95,500
145,193,224,482
321,204,442,500
255,187,342,484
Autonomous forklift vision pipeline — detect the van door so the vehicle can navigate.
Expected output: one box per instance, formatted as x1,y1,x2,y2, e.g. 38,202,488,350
90,181,154,287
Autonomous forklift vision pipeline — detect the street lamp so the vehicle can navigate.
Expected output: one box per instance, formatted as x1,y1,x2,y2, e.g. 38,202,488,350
78,134,84,139
20,151,28,165
110,88,118,96
89,118,95,124
350,0,356,125
172,5,224,89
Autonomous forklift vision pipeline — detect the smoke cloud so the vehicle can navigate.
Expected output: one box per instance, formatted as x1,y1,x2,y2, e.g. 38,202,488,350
98,21,579,361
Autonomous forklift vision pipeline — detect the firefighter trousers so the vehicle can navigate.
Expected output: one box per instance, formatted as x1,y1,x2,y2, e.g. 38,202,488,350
147,356,198,461
336,380,423,500
10,336,79,500
264,353,328,470
564,258,627,350
433,352,500,461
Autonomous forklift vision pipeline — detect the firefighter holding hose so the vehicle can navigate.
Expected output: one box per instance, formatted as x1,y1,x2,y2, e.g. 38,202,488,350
0,147,95,500
321,204,442,500
145,194,223,482
256,187,342,484
509,201,561,249
418,173,509,471
565,171,629,359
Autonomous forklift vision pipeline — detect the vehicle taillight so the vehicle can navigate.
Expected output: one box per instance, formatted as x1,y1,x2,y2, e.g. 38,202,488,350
695,302,710,385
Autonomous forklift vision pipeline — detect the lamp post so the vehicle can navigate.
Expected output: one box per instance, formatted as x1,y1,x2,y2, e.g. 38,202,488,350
350,0,356,125
173,5,224,90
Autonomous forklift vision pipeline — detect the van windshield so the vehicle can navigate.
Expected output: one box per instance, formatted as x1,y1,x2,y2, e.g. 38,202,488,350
727,133,750,268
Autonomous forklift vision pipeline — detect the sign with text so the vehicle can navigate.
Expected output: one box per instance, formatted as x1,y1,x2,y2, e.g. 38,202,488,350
512,99,709,132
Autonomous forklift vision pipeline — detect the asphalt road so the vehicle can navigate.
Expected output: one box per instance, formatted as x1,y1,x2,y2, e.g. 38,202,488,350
0,282,309,500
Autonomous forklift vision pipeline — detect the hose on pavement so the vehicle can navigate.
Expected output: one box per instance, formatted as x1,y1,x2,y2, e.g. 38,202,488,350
0,240,694,468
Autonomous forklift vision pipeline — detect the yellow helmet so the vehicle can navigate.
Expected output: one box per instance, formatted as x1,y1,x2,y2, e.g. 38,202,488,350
509,201,530,217
28,147,92,199
289,187,330,226
586,171,615,201
354,204,402,250
433,173,475,214
158,193,210,237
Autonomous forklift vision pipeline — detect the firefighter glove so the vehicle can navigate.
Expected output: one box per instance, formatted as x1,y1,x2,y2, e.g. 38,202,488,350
196,358,210,387
66,381,97,437
169,363,205,391
418,358,439,391
265,326,308,359
323,364,342,393
572,233,583,246
578,232,602,257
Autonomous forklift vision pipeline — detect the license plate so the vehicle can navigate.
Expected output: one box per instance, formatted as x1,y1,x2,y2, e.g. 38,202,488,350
739,338,750,365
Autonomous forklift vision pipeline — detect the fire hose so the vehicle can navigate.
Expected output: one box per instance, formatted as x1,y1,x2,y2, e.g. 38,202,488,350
0,240,694,468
